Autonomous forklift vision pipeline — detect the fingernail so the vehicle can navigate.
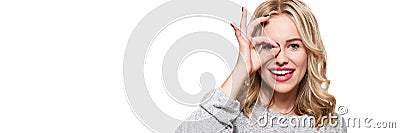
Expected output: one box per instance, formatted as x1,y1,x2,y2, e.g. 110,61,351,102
276,42,280,47
264,15,269,17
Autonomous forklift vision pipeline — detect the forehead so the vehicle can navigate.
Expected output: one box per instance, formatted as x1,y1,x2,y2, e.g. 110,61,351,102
264,14,300,41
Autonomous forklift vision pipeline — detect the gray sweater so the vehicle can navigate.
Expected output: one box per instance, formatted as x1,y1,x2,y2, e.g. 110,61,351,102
176,87,347,133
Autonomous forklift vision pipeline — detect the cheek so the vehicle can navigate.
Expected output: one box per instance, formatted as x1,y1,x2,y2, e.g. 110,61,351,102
288,50,307,72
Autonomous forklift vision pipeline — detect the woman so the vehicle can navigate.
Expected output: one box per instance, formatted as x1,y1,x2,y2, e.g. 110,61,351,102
176,0,347,132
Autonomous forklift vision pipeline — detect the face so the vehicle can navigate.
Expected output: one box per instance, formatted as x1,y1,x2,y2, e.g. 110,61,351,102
259,14,307,94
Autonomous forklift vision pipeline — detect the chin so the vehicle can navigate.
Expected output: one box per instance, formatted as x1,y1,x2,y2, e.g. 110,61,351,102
272,84,296,94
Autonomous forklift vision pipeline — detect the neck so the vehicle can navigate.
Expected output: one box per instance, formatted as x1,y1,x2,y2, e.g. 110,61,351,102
268,85,299,116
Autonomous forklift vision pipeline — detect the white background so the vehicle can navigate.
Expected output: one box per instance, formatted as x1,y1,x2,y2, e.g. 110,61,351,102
1,0,399,132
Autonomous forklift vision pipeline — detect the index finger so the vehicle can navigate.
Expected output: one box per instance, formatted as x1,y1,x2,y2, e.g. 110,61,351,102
246,16,271,39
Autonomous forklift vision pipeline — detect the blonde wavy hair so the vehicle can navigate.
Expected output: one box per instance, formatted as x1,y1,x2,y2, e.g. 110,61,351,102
241,0,336,127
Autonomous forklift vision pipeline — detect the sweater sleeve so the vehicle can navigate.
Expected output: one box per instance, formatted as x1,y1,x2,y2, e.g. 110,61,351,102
175,87,241,133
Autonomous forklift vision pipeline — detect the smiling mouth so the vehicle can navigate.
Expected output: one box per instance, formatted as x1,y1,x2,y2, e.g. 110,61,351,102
269,68,295,82
269,68,295,76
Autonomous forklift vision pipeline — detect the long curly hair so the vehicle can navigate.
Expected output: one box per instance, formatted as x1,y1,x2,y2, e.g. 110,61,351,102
240,0,336,127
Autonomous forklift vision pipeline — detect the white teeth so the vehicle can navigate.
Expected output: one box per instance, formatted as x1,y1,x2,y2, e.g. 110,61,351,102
271,70,293,75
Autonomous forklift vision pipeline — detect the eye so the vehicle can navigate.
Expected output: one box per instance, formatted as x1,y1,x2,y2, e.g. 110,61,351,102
289,44,299,50
261,43,273,50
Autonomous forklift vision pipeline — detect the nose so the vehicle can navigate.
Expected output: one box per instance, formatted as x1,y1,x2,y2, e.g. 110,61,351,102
275,43,288,66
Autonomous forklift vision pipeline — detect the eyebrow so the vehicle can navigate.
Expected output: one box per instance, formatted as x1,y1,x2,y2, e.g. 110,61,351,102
285,38,302,43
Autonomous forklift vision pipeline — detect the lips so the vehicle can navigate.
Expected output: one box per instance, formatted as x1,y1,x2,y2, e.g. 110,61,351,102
269,67,295,82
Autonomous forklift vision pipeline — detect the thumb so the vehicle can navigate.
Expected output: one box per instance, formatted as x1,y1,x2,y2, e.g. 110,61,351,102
271,41,281,57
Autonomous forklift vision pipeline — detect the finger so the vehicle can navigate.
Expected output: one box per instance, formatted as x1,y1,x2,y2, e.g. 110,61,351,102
272,42,281,57
251,36,277,53
240,7,248,33
253,39,281,65
251,36,270,47
231,22,250,47
230,22,241,37
246,16,270,39
268,39,281,56
271,40,280,48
